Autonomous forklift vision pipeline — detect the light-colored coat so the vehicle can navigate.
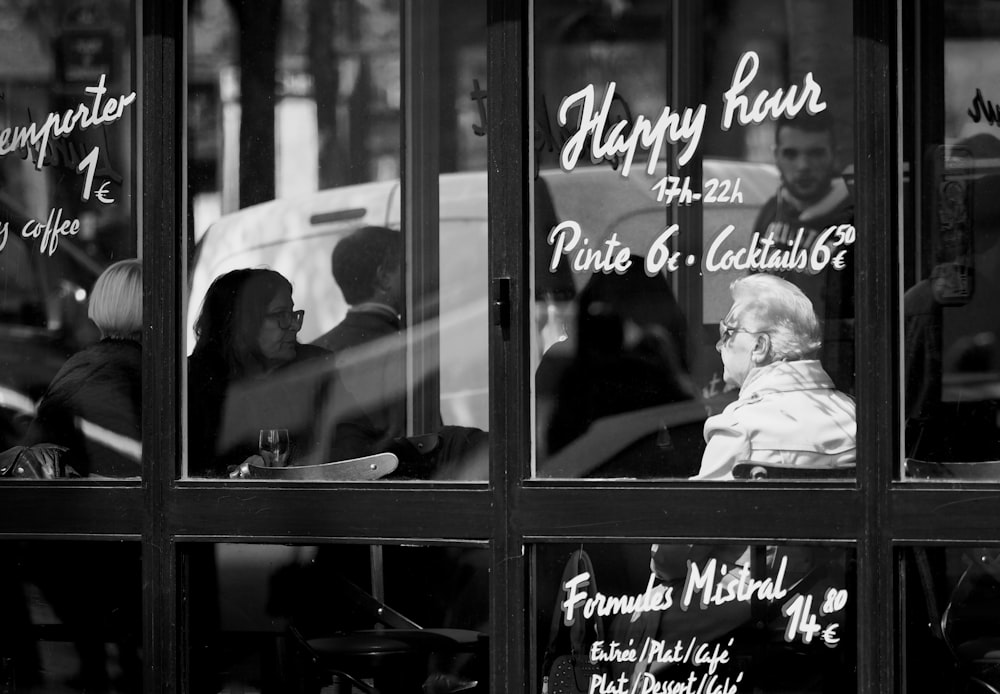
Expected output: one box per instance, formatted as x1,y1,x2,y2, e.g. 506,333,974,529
694,359,856,480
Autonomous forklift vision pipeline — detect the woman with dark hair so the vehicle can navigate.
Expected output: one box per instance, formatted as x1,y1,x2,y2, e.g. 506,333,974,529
187,268,365,477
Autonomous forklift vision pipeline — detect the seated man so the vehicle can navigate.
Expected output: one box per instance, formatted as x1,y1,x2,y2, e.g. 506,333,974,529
694,273,856,480
314,226,407,457
313,226,488,477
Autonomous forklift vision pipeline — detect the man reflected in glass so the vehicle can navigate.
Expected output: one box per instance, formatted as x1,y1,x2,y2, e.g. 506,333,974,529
753,111,855,393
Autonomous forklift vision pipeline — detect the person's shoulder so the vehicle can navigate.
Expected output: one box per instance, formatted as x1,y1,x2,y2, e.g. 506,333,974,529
704,397,747,432
54,339,139,381
93,338,142,364
313,318,356,352
295,342,333,362
752,194,780,227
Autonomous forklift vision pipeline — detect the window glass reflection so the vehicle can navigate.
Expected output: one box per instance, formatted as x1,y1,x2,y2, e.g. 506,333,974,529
0,540,141,692
903,2,1000,477
0,1,139,479
185,542,489,693
185,0,488,480
531,0,857,480
535,542,856,693
900,546,1000,692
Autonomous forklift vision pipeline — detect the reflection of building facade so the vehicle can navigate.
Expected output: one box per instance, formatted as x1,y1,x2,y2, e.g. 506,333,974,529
1,1,1000,692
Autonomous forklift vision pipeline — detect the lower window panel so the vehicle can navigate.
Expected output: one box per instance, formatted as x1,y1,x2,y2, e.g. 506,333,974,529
534,542,857,694
900,546,1000,693
0,539,142,692
183,542,490,693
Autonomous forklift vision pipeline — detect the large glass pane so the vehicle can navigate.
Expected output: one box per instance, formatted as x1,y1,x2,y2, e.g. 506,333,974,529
902,1,1000,479
0,540,142,692
0,2,139,479
183,542,489,693
534,542,856,693
899,546,1000,692
185,0,489,481
532,1,857,480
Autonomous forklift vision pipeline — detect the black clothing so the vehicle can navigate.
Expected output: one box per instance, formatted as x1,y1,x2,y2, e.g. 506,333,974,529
24,338,141,477
188,343,375,476
752,182,856,391
314,306,401,353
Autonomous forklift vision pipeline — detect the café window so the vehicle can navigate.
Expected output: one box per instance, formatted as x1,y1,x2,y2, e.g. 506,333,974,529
12,0,1000,692
184,0,489,481
0,539,141,691
0,0,139,480
533,542,856,693
530,0,857,481
901,0,1000,479
183,541,489,692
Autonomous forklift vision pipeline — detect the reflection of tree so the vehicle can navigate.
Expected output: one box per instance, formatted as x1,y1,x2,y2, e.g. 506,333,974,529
308,0,342,189
784,0,854,169
228,0,280,208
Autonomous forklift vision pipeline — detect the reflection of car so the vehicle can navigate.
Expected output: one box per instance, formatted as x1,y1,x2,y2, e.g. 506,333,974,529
0,234,102,448
189,172,491,430
189,161,778,432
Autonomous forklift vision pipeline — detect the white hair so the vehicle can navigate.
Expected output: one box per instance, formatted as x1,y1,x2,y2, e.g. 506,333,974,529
729,274,821,360
89,259,143,339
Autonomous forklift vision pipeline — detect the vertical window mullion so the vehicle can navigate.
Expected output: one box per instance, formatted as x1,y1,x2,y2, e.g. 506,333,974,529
401,1,442,436
488,0,528,691
854,1,897,692
142,0,182,690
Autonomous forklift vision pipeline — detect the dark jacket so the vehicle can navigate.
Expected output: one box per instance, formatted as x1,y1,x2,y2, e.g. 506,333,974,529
187,343,375,477
314,307,408,455
24,338,142,477
313,306,401,354
752,179,856,391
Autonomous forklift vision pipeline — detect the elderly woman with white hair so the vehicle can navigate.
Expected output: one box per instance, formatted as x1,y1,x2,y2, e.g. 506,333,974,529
693,273,856,480
24,258,143,477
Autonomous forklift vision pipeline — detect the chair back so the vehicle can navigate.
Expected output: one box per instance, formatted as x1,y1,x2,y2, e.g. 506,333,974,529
732,462,856,480
905,458,1000,480
248,452,398,480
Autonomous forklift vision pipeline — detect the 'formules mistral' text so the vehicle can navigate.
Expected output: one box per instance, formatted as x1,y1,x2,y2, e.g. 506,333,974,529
562,556,790,626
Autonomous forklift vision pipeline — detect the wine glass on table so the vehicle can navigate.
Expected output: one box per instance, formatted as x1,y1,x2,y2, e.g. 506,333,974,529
258,429,290,467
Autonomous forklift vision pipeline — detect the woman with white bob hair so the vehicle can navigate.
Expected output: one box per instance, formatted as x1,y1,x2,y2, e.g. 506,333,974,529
14,260,144,690
694,273,856,480
24,258,143,477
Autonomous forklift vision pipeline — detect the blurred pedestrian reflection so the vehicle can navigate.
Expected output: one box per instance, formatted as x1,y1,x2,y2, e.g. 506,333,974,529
905,133,1000,463
536,263,705,478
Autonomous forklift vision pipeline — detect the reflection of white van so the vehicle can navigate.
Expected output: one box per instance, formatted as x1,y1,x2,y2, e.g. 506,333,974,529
188,161,778,432
188,172,491,429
